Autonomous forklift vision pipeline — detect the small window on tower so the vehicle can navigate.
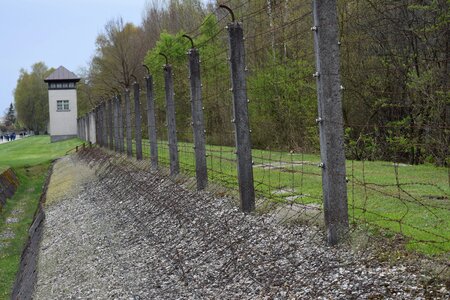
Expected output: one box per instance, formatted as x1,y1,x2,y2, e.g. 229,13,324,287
57,100,70,111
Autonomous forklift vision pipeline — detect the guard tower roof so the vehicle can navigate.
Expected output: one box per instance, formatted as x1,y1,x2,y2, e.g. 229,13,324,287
44,66,80,82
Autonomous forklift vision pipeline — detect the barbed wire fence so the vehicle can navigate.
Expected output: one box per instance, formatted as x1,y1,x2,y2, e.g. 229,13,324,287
76,0,449,262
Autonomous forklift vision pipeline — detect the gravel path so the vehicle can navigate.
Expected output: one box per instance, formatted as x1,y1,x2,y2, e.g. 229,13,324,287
33,150,449,299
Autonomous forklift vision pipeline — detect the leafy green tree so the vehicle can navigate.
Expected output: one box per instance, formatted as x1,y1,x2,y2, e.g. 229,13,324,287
88,18,148,100
14,62,52,133
195,14,233,145
3,103,16,128
144,31,191,140
248,59,317,150
339,0,449,165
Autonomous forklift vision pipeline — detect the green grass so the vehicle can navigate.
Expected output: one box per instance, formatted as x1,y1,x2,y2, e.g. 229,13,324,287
0,136,82,299
0,136,81,168
130,139,450,255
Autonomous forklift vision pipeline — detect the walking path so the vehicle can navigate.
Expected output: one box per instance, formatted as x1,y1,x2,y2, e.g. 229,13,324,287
30,151,448,299
0,134,27,145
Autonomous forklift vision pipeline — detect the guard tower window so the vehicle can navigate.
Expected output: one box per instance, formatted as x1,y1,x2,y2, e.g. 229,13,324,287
57,100,70,111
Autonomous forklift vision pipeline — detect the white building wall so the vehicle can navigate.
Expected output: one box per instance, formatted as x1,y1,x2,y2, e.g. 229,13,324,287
48,89,78,139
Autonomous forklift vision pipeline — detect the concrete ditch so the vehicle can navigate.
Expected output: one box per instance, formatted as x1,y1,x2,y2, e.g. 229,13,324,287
10,163,53,300
11,155,97,299
0,168,20,211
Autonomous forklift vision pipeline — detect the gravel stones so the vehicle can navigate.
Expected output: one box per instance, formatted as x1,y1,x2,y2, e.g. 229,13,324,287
33,151,449,299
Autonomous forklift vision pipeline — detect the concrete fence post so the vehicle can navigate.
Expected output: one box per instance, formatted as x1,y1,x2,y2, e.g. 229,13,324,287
113,96,120,151
97,106,101,146
145,74,158,170
86,113,91,143
227,21,255,213
117,95,124,153
97,105,102,146
312,0,349,245
133,82,143,160
163,64,179,176
83,116,86,141
102,103,106,147
78,118,81,139
108,99,114,150
94,107,99,145
102,102,108,148
98,105,102,146
97,106,102,147
125,89,133,157
97,106,102,146
82,116,85,140
187,47,208,190
105,101,109,147
101,101,108,147
89,111,96,144
82,116,85,141
81,117,84,140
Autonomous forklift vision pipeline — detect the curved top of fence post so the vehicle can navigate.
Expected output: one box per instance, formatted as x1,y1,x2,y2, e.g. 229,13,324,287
130,74,138,84
218,4,235,22
142,64,150,75
182,34,195,49
159,53,169,65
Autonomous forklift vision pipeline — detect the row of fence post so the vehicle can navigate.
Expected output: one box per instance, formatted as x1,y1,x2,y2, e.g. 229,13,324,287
76,1,348,245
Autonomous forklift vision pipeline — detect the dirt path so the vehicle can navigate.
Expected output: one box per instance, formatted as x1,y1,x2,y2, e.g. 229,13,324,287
29,150,448,299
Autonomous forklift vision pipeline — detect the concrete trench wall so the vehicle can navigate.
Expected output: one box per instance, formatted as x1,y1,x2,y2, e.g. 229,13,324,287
0,168,20,211
11,163,53,300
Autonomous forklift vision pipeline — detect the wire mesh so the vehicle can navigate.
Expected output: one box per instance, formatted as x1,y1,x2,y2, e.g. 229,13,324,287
77,0,449,258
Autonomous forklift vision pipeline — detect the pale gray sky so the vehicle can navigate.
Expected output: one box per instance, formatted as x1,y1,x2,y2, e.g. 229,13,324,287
0,0,153,116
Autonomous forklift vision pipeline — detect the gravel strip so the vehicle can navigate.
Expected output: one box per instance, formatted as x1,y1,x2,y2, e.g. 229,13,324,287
34,151,449,299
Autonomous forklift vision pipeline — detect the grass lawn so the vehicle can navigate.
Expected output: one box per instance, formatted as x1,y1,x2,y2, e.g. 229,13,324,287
0,135,82,299
130,139,449,255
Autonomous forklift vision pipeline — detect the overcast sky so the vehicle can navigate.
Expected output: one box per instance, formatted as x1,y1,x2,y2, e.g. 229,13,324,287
0,0,155,116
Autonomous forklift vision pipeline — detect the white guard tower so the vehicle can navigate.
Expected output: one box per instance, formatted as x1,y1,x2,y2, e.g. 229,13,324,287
44,66,80,142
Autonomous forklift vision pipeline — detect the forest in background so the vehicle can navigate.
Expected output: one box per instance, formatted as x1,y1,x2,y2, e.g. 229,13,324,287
13,0,449,166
